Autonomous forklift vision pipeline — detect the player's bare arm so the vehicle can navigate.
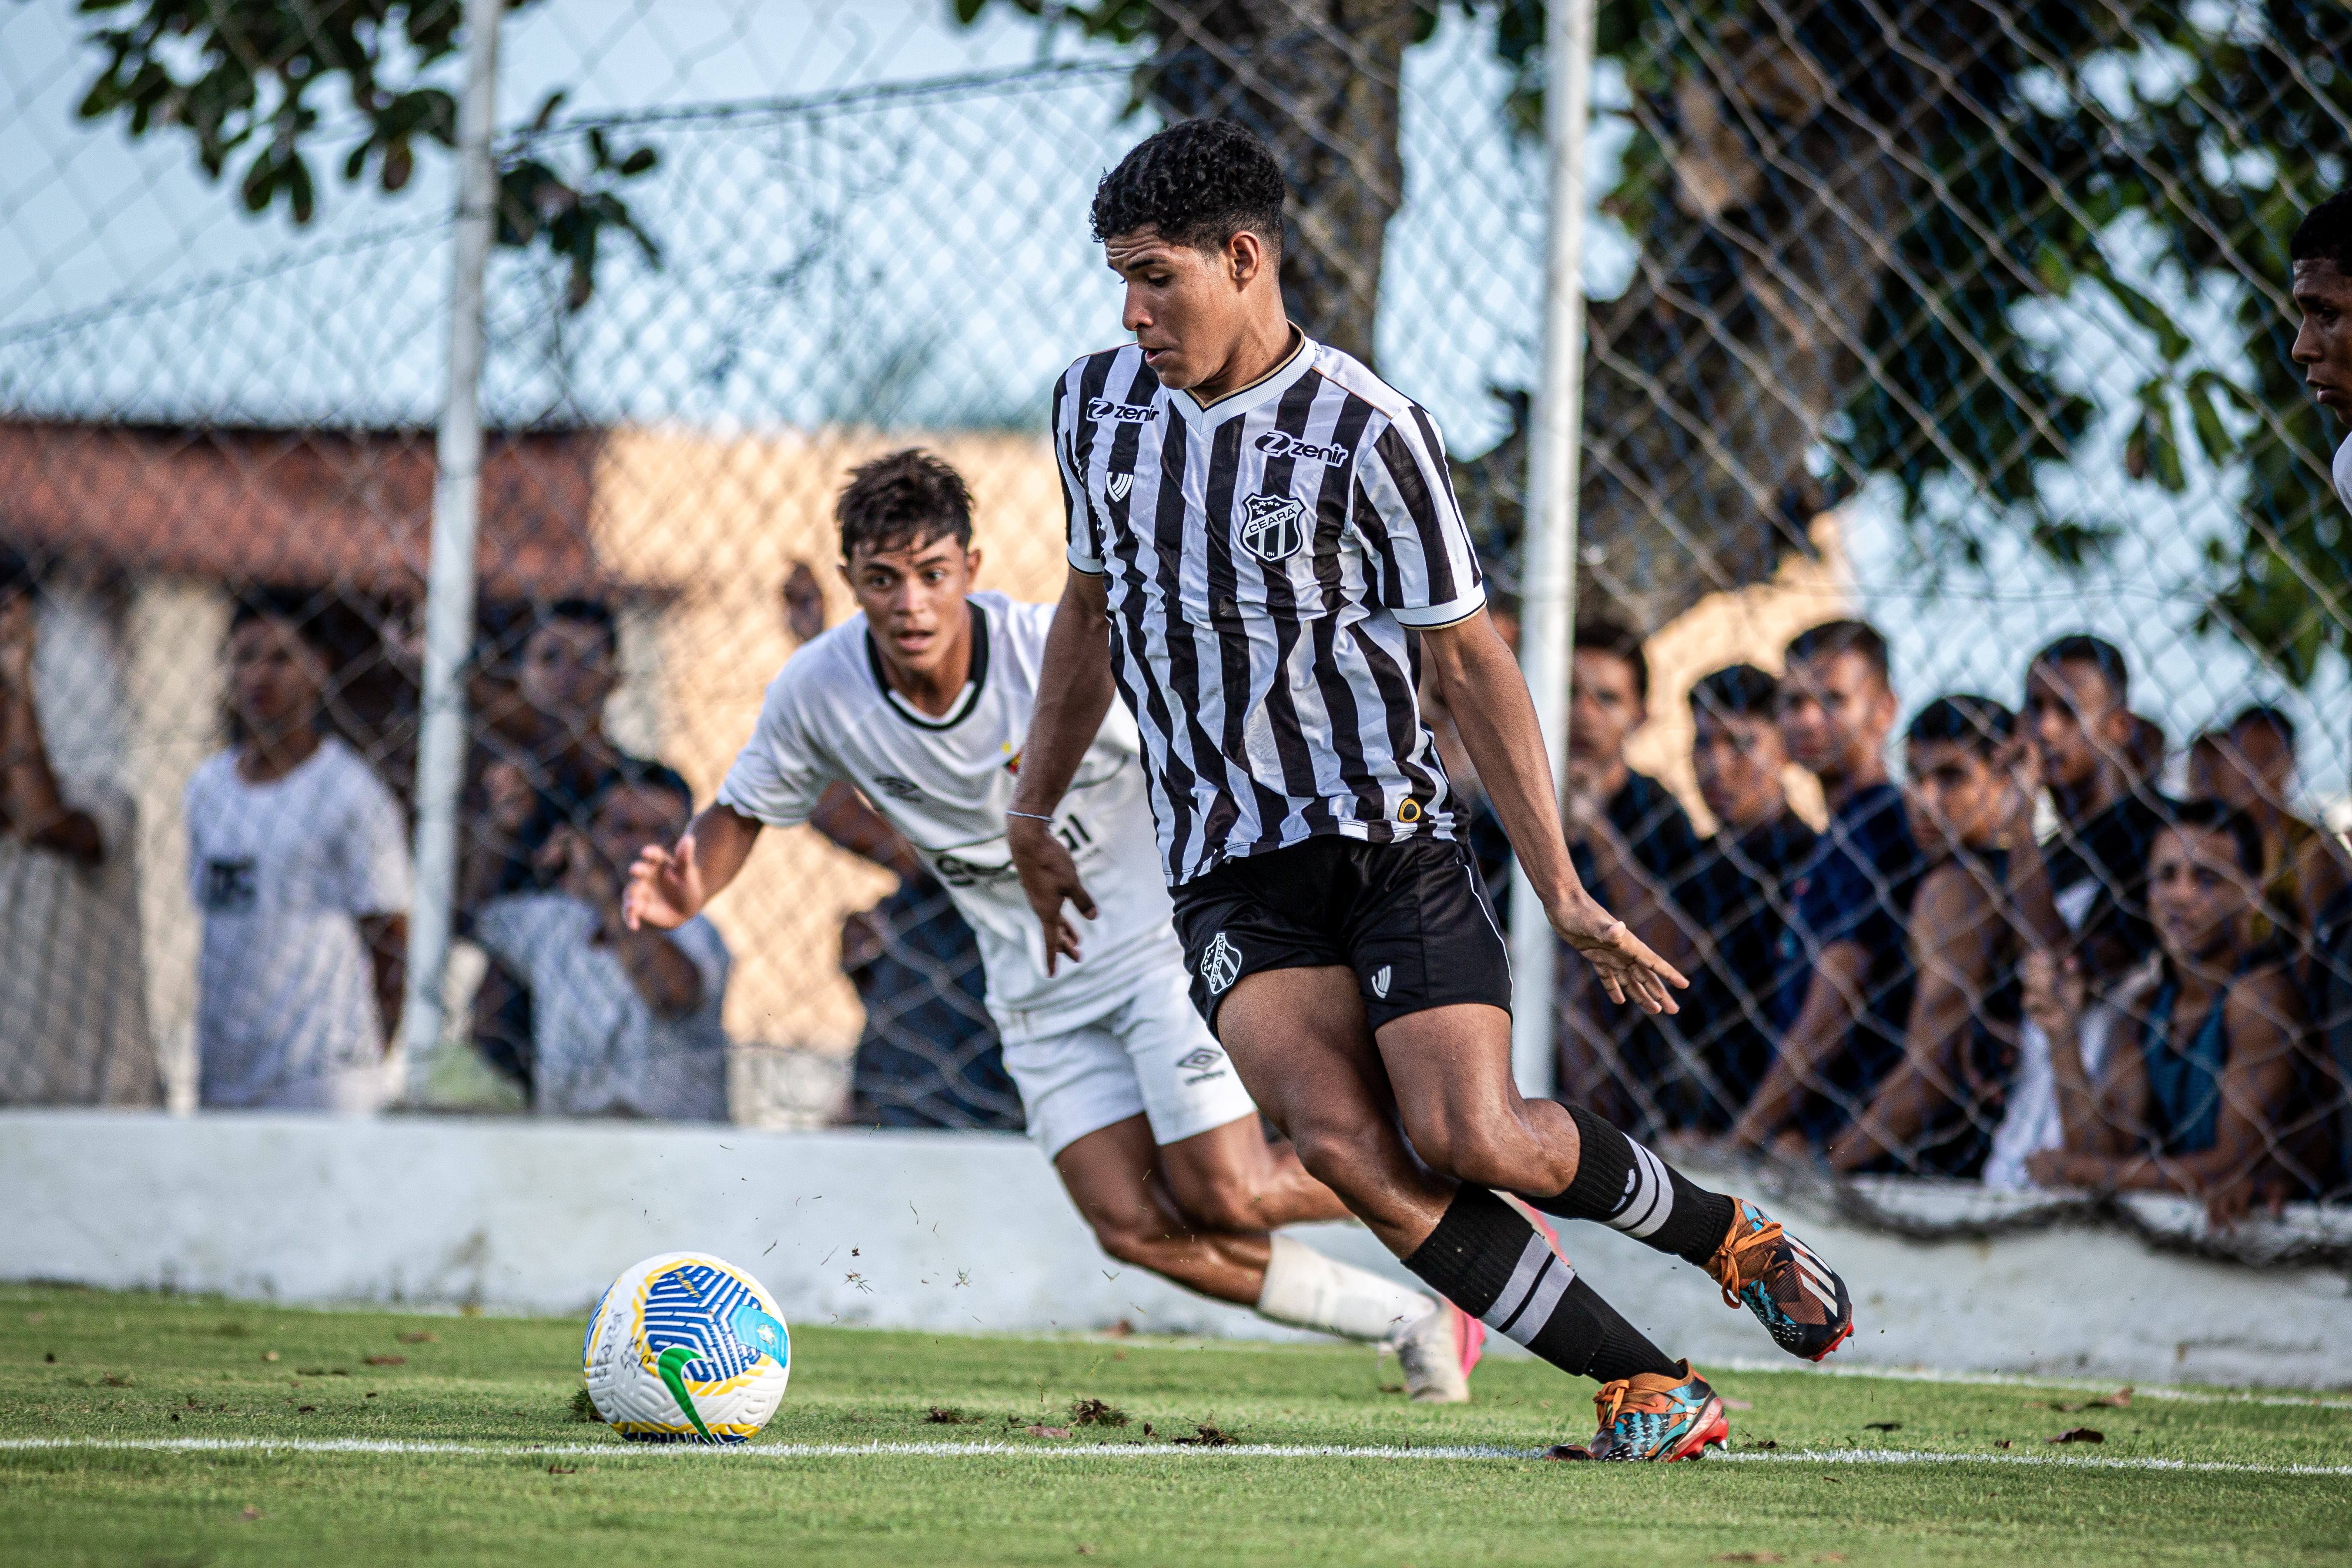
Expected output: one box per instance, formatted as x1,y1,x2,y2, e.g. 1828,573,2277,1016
1419,611,1686,1013
625,802,761,931
1005,568,1116,973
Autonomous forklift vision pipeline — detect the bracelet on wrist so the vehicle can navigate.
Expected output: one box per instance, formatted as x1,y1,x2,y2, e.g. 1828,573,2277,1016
1005,809,1055,824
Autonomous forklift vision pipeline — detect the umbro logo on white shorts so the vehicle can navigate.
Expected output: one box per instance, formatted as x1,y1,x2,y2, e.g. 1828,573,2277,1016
1177,1045,1229,1085
1201,932,1242,994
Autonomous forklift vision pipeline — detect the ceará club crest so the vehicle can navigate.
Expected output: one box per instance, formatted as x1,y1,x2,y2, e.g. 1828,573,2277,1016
1240,492,1306,563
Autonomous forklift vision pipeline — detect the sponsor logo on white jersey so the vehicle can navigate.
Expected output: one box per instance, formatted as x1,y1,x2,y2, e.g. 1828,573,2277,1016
1201,932,1243,994
932,852,1019,890
1254,430,1350,465
1086,397,1157,424
870,774,924,802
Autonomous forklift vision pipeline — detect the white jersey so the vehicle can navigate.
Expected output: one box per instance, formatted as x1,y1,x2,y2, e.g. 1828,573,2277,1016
2334,432,2352,517
718,591,1182,1042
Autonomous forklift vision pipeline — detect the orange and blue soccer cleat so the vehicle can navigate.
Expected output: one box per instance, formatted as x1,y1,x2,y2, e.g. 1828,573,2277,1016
1545,1361,1727,1462
1707,1197,1854,1362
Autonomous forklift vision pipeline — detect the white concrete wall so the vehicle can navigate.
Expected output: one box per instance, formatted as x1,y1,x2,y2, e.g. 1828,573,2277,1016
4,1110,2346,1389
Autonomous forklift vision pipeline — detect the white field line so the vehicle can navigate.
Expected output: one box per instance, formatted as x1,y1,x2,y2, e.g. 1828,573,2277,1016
1700,1357,2352,1411
988,1332,2352,1411
3,1436,2347,1478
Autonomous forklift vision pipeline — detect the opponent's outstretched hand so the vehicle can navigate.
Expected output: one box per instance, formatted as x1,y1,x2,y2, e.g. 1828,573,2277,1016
1006,815,1095,975
625,833,703,932
1550,888,1687,1014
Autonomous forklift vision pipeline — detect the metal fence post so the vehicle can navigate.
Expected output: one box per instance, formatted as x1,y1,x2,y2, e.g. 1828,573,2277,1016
399,0,503,1086
1508,0,1599,1099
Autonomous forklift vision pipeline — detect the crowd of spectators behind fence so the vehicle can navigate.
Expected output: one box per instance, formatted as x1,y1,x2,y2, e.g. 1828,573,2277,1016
1447,616,2352,1219
0,533,2347,1216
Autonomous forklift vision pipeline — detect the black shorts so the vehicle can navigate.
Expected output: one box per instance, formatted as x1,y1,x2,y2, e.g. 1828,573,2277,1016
1169,835,1513,1036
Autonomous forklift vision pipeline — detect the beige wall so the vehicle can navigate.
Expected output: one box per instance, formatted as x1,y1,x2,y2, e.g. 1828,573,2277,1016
1621,513,1853,834
591,427,1072,1055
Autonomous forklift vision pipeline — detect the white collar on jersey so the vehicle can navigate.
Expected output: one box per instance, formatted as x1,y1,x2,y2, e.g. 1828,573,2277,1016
1165,324,1314,429
864,597,992,731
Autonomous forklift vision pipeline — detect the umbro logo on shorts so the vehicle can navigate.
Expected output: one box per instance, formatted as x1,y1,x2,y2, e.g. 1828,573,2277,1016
1254,429,1349,465
1201,932,1243,994
1239,493,1306,563
1107,472,1133,502
1177,1045,1229,1085
1086,397,1157,424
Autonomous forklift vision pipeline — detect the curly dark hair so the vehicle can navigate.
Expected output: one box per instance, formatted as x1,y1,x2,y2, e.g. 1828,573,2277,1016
1091,118,1285,260
1690,663,1778,720
1906,694,2016,758
2292,188,2352,275
836,448,974,560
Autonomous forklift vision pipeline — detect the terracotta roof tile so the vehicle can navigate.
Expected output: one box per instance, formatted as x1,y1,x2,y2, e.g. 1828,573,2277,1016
0,422,607,597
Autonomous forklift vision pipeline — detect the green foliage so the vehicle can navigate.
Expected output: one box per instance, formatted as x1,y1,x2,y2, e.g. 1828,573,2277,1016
71,1,660,309
1514,0,2352,683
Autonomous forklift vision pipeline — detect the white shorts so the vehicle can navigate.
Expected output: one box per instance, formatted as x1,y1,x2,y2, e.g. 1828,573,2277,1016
998,958,1257,1160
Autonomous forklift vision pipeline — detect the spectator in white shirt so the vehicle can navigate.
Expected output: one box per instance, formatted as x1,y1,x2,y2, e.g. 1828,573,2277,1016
471,760,730,1120
187,590,410,1111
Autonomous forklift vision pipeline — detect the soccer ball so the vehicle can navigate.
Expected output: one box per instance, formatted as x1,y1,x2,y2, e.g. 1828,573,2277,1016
582,1252,791,1444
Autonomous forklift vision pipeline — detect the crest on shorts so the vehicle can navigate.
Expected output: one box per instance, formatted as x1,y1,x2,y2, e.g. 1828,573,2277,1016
1239,493,1306,563
1201,932,1243,995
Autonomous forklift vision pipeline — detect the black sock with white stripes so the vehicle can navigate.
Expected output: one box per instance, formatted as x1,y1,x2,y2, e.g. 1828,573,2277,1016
1400,1184,1679,1384
1520,1106,1735,1271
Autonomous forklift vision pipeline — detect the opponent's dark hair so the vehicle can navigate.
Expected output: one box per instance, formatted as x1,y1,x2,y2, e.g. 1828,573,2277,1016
1786,618,1890,687
2291,189,2352,275
1091,118,1286,261
0,546,39,600
1573,616,1649,703
2161,797,2266,880
1690,663,1778,720
229,585,335,657
1906,694,2015,758
534,596,619,660
837,448,974,559
2031,633,2130,705
588,756,695,823
2229,704,2296,751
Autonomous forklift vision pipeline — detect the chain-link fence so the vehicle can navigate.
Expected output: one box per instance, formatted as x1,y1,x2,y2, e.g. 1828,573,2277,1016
0,1,2346,1238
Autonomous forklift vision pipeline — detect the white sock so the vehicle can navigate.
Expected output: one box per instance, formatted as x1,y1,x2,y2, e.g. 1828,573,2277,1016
1255,1233,1436,1344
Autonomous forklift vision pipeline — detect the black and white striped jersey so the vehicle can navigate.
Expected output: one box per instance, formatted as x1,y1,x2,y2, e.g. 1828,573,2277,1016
1053,332,1487,888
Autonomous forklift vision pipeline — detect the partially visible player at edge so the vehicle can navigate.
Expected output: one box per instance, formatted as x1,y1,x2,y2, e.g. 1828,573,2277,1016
2292,190,2352,519
623,448,1482,1400
1006,120,1855,1462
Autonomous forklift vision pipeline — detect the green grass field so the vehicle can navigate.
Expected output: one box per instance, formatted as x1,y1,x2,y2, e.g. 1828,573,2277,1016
3,1282,2346,1566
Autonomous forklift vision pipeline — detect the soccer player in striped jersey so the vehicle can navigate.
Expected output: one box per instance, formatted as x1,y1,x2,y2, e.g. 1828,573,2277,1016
623,449,1480,1400
1006,120,1855,1462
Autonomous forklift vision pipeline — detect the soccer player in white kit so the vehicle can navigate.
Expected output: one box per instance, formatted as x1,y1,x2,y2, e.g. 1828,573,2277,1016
624,450,1478,1398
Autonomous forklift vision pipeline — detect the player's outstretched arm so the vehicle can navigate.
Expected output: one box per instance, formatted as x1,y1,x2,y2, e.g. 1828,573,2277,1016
1007,569,1118,974
625,802,763,931
1421,611,1687,1014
